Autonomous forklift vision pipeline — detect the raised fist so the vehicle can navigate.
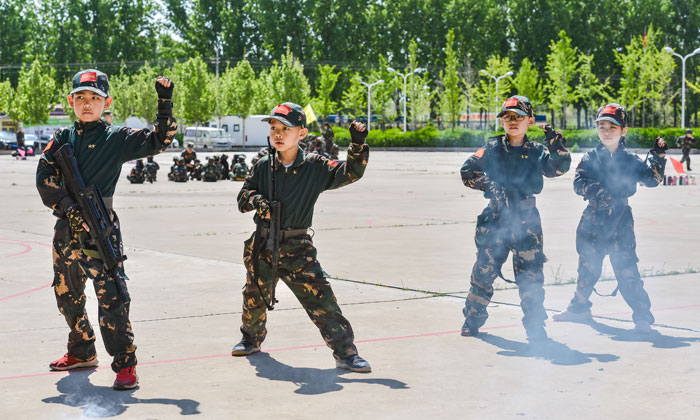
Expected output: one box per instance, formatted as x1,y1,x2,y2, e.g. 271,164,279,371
349,120,368,145
155,76,174,100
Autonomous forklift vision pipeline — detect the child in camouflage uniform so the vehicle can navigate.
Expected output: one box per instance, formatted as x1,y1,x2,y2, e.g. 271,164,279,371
36,69,176,389
460,95,571,342
553,104,667,333
232,102,372,372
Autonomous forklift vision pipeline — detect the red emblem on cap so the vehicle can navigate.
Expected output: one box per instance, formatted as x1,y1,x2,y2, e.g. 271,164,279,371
80,72,97,83
504,98,519,108
274,104,291,115
602,105,618,115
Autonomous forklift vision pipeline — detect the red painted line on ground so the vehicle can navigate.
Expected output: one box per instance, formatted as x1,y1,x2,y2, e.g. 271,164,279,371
0,282,53,302
0,241,32,258
0,239,52,302
0,301,697,382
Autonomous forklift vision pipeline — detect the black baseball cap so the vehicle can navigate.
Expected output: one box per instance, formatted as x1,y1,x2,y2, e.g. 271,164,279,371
595,103,627,127
497,95,534,117
686,128,693,134
70,69,109,97
262,102,306,127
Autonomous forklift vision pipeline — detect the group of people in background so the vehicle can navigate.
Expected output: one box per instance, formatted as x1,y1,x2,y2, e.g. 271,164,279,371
128,125,342,185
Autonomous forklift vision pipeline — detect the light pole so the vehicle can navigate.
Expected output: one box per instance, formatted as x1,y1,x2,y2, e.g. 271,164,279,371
387,67,427,132
357,77,384,131
664,46,700,129
480,69,514,130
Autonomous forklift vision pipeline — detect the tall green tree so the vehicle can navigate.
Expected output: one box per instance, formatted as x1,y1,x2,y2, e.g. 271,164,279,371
545,30,580,129
438,30,465,130
15,59,56,130
222,57,257,146
170,56,216,125
341,75,366,119
513,58,544,109
473,55,513,129
311,65,341,125
573,54,611,128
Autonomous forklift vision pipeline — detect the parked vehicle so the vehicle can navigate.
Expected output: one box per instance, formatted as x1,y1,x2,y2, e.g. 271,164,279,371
183,127,232,149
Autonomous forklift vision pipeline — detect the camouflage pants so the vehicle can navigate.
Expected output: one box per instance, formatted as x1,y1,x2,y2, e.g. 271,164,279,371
52,211,136,372
240,233,358,360
463,206,547,331
680,151,691,170
567,206,654,323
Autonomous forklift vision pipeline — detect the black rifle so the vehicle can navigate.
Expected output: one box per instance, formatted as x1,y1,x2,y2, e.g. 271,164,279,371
53,143,129,300
266,136,282,309
251,137,281,310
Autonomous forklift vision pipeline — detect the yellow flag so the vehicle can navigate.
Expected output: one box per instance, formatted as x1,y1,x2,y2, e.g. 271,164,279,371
303,104,317,125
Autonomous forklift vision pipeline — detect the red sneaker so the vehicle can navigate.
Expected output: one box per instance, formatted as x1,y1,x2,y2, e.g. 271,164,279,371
113,367,139,390
49,353,98,371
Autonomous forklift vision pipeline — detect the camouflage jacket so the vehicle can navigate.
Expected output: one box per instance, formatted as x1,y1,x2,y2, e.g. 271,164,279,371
181,150,197,163
238,143,369,229
461,134,571,199
676,136,695,152
574,143,665,202
36,116,177,215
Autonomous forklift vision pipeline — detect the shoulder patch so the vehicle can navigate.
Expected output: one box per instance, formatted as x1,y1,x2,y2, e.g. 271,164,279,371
43,139,55,153
474,148,485,158
327,159,339,167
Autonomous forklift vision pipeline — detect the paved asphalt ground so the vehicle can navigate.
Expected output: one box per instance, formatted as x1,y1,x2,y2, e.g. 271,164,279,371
1,150,699,419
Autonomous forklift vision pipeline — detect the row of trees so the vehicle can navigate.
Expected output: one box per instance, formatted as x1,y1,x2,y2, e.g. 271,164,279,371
0,27,695,134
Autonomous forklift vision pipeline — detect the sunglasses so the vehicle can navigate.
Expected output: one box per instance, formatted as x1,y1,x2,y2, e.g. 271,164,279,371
501,114,526,122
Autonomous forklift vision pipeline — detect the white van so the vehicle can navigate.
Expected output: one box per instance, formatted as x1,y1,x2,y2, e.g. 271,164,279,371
183,127,232,149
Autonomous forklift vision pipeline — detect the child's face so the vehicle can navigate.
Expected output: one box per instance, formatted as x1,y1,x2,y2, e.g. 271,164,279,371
596,120,627,149
268,119,307,154
68,90,112,122
501,111,534,138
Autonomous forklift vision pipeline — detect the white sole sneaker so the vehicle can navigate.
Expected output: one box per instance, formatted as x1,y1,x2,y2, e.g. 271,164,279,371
49,357,99,371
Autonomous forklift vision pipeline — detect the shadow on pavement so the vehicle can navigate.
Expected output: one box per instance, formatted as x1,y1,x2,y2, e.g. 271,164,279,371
42,369,201,418
588,319,700,349
247,352,409,395
477,333,620,365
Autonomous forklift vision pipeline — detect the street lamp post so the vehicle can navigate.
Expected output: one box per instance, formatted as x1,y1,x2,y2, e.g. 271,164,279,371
357,77,384,131
387,67,427,132
480,69,514,130
664,46,700,129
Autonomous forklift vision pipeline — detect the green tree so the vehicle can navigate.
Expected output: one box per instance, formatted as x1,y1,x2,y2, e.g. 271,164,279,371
513,58,544,109
15,59,56,131
438,30,465,130
473,55,513,130
573,54,611,128
57,79,78,122
341,75,366,119
545,30,580,129
0,77,16,120
311,65,341,125
222,57,257,146
407,39,432,129
171,56,216,125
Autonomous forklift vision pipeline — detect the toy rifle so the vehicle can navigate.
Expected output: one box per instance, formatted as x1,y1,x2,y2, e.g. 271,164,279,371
53,143,129,300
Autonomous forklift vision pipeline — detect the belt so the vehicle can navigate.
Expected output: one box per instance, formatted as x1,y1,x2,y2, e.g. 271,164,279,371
588,197,627,210
488,196,536,211
260,227,308,241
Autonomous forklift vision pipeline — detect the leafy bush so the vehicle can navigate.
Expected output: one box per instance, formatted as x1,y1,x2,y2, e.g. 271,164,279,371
330,126,696,148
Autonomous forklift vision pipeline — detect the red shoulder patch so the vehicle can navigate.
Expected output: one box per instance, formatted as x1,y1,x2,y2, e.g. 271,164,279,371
327,159,339,167
473,148,485,158
43,139,55,153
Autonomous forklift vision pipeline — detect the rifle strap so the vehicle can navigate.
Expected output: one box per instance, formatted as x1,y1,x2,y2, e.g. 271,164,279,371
593,285,619,297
